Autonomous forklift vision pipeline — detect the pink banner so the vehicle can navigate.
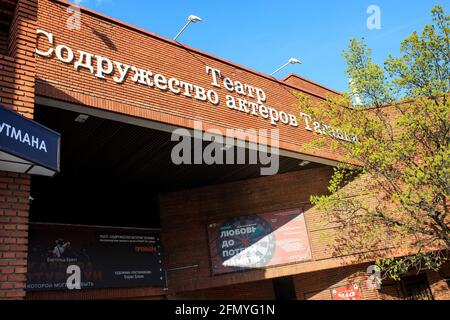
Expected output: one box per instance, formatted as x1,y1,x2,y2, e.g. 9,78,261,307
207,208,311,275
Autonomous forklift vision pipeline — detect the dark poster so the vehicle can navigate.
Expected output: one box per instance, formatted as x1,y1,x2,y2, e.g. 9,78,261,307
26,223,166,291
207,208,312,275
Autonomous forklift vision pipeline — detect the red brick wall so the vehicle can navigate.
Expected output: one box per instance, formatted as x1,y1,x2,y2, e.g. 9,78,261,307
282,74,340,99
159,166,336,294
0,172,31,299
294,263,382,300
34,0,342,163
160,166,450,299
167,259,450,300
427,262,450,300
169,280,275,300
294,262,450,300
26,287,166,300
1,0,37,118
0,0,37,300
379,268,450,300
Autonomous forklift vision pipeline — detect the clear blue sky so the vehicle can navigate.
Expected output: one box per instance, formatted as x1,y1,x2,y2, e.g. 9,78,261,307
70,0,445,92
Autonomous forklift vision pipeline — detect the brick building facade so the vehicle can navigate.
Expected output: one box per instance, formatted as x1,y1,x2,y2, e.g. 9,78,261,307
0,0,449,300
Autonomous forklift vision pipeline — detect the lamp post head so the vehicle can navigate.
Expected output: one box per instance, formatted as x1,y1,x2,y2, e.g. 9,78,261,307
174,15,203,41
270,57,302,76
188,15,202,23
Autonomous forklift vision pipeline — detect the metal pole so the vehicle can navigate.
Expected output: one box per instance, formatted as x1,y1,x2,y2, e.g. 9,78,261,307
270,61,290,76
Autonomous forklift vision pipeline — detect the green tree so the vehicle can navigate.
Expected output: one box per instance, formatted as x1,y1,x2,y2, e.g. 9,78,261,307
298,5,449,281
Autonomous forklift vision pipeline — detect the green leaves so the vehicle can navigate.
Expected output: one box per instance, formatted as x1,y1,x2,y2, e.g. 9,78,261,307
385,5,450,99
344,39,393,107
376,252,447,281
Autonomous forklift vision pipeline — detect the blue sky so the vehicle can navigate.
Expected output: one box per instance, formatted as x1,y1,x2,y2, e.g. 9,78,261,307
70,0,445,92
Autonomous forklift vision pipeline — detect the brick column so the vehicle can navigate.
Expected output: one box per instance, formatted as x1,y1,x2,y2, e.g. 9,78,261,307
6,0,37,118
0,0,37,299
0,173,30,299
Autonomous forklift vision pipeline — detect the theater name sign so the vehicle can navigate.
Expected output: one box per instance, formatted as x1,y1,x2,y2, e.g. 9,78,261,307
36,29,358,144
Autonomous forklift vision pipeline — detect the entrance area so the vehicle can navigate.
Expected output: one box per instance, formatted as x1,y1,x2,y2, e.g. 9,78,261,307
27,103,324,299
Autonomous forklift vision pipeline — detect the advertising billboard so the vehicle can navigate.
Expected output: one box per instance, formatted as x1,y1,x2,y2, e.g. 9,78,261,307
207,208,311,275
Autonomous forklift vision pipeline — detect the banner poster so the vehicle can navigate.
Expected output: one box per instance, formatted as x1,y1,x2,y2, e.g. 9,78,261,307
26,223,166,291
207,208,312,275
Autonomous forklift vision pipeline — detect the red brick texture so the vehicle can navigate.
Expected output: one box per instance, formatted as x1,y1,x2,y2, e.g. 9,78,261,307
173,261,450,301
283,74,341,100
295,261,450,300
26,287,166,300
0,0,37,300
159,166,337,294
167,261,450,300
1,0,447,301
34,0,345,164
427,262,450,300
170,280,276,300
159,166,450,299
295,263,384,300
1,0,37,118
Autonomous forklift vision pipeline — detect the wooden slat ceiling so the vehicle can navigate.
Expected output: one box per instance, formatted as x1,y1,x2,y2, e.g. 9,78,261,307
30,105,326,227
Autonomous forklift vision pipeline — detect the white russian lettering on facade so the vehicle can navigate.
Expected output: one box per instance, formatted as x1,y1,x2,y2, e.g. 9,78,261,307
36,29,54,57
299,112,358,143
95,55,114,79
55,45,74,63
74,51,95,73
35,29,358,142
113,61,131,83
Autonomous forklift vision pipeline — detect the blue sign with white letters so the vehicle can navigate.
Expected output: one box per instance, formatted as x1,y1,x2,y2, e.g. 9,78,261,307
0,104,60,172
